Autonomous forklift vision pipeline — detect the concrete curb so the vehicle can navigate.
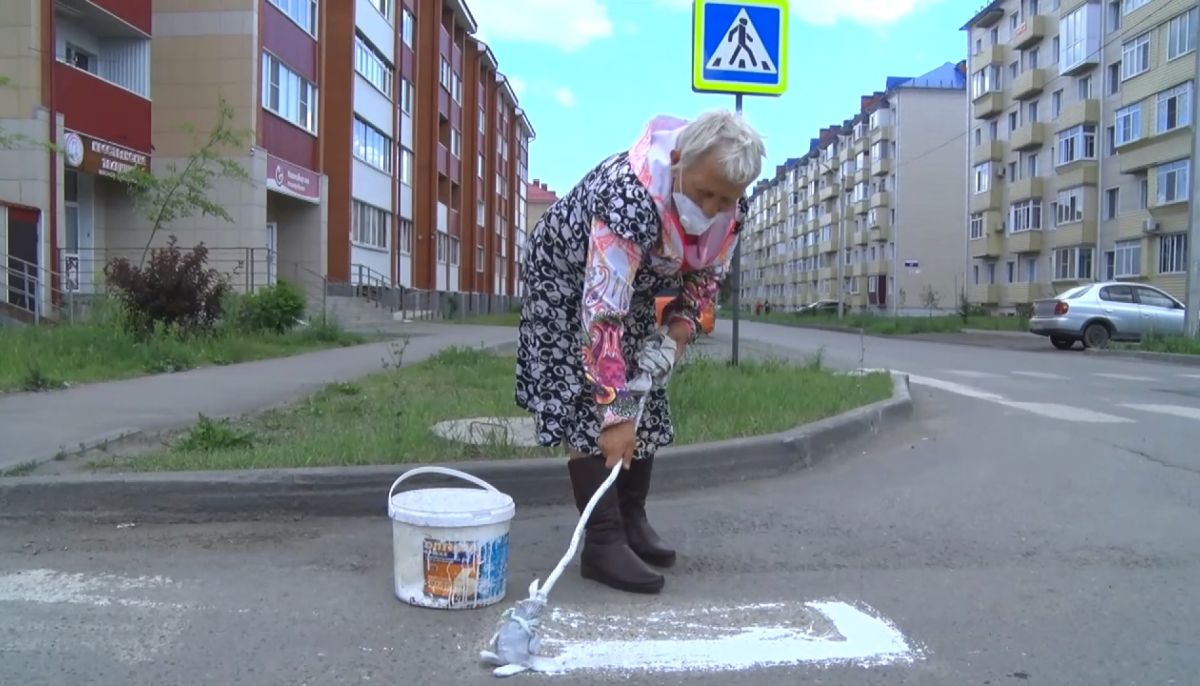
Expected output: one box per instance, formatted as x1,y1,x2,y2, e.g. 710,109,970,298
0,372,912,523
1083,348,1200,367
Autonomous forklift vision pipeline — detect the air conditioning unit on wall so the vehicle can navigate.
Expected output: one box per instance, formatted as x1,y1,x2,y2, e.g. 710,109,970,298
1142,219,1160,234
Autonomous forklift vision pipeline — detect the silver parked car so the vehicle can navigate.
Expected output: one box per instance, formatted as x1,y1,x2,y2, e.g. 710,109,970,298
1029,282,1191,350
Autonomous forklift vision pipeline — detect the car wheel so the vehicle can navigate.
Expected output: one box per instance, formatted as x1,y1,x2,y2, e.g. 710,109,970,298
1051,336,1075,350
1082,323,1110,349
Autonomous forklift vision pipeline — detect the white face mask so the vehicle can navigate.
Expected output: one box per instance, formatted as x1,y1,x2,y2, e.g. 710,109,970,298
672,186,732,237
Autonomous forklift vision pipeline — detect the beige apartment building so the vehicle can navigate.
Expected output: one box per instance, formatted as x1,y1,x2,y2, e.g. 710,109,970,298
964,0,1195,311
742,63,968,314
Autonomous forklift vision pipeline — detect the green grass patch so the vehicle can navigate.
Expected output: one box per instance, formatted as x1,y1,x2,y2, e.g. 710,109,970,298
106,345,892,472
0,316,365,393
1130,333,1200,356
744,311,1028,335
455,311,521,327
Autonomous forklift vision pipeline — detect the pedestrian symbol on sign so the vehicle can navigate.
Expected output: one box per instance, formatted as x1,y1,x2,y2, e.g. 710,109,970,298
706,8,776,75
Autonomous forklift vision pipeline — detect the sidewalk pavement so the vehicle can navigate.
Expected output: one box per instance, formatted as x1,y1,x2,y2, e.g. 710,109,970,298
0,324,518,470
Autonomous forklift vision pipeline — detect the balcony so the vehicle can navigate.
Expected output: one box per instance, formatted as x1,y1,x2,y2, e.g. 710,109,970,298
819,184,840,202
819,267,834,280
1013,68,1047,100
869,218,890,243
1054,218,1098,247
973,91,1005,119
1007,229,1043,254
853,167,870,185
54,63,152,154
849,198,869,216
1009,122,1045,152
1059,99,1101,129
977,43,1007,67
971,229,1004,258
1056,163,1100,189
853,262,868,277
1012,15,1047,50
870,126,893,146
1006,282,1051,304
973,140,1005,163
818,234,841,254
970,284,1002,304
852,138,869,156
867,260,890,276
870,191,891,208
872,158,891,177
1010,176,1045,200
853,230,869,245
971,186,1003,212
1117,126,1192,174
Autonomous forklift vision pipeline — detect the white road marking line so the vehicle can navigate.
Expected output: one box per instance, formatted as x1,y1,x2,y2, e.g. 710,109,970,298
535,600,921,674
997,401,1135,424
1011,371,1068,380
946,370,1001,379
1180,374,1200,381
1119,404,1200,422
0,569,179,609
1094,373,1156,382
905,374,1006,402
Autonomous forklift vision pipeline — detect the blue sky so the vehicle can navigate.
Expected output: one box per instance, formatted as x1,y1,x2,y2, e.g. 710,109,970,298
469,0,973,194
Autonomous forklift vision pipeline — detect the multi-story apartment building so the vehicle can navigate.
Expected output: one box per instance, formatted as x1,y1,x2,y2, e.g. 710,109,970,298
963,0,1194,311
741,62,968,313
0,0,532,320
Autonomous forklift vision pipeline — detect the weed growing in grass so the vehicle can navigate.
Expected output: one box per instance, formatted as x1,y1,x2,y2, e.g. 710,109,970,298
175,415,256,452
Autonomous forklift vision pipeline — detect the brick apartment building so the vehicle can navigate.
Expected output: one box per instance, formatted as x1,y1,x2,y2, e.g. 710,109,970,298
0,0,533,320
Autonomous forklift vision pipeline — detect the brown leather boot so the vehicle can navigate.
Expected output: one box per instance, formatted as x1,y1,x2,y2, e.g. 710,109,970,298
618,456,677,568
568,457,665,594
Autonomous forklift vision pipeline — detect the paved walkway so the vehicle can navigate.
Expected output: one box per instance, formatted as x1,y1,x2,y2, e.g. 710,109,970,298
0,324,517,469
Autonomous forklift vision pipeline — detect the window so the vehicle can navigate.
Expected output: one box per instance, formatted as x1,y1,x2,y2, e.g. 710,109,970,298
449,236,460,267
1122,0,1149,14
971,65,1002,99
1007,261,1016,283
451,72,462,103
1056,124,1097,166
1107,62,1121,94
1010,13,1019,31
1009,110,1019,132
352,200,390,250
369,0,392,21
439,57,451,90
399,148,414,185
1026,151,1040,177
987,261,997,284
1139,177,1150,208
1052,35,1060,63
401,9,415,48
1060,6,1092,69
974,162,992,194
1156,159,1190,204
1078,75,1092,100
1137,286,1178,309
969,213,985,240
64,43,95,73
990,120,1000,139
1024,256,1039,283
1121,34,1150,79
436,232,448,263
398,219,413,255
1056,187,1085,224
1105,187,1119,220
1168,8,1198,60
1114,103,1142,145
268,0,317,35
262,53,318,133
1053,247,1094,280
1010,199,1043,233
399,78,414,114
1108,0,1122,32
477,152,485,178
1010,61,1020,81
1113,240,1140,277
477,200,485,224
991,27,999,45
1101,284,1135,302
354,34,393,97
352,117,392,172
450,128,461,158
1009,161,1018,180
1026,47,1040,69
1106,125,1116,154
1027,100,1040,123
1051,90,1063,117
1158,234,1187,273
1156,82,1192,133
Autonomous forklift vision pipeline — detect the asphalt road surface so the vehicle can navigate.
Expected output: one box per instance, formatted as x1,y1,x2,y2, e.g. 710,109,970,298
2,323,1198,684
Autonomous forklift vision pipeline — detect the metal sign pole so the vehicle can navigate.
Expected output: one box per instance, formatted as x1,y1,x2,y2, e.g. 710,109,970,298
731,93,744,366
1185,9,1200,337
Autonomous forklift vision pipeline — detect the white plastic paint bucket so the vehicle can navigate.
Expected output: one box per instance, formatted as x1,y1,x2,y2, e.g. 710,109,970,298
387,466,515,610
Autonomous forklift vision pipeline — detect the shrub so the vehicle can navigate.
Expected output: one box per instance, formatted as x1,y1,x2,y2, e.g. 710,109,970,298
240,280,306,333
104,237,228,336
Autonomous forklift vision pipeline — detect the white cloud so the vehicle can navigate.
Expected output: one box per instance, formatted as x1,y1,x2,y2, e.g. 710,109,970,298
554,87,577,107
509,75,527,96
655,0,942,25
469,0,614,51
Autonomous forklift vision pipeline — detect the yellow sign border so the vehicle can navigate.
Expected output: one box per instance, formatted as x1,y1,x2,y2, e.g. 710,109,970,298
692,0,789,96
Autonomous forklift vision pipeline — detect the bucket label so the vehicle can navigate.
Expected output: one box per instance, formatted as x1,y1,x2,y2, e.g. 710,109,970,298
422,535,508,605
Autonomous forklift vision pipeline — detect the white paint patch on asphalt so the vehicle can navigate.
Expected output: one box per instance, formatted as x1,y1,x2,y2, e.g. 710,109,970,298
998,401,1135,424
946,370,1000,379
904,374,1006,402
1011,371,1068,380
534,600,921,675
1094,373,1156,382
1119,404,1200,422
1180,374,1200,381
0,569,192,664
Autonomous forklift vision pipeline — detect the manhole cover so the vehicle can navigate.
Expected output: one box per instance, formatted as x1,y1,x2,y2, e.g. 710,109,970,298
431,416,541,447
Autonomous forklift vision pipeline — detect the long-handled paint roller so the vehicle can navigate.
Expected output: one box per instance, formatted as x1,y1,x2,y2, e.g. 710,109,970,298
480,334,676,678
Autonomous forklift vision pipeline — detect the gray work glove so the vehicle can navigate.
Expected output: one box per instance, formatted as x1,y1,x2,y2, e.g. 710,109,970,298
636,331,678,390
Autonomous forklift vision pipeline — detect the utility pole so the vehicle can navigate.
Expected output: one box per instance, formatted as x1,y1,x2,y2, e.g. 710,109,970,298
836,156,846,321
1186,9,1200,337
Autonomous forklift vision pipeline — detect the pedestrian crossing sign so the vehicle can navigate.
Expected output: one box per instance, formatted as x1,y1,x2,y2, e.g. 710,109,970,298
692,0,788,96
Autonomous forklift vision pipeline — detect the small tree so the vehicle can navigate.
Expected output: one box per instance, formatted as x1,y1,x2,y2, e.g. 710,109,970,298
105,236,229,335
115,97,251,265
958,288,972,324
920,284,940,318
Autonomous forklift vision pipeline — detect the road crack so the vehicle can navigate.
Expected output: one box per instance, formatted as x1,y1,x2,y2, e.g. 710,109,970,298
1107,442,1200,477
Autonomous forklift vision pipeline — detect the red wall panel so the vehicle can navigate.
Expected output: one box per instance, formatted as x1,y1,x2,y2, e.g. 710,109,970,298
53,63,150,153
91,0,152,34
262,112,318,170
262,2,318,81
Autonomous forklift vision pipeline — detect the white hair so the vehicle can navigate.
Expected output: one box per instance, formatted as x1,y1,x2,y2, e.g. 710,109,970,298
674,109,766,186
